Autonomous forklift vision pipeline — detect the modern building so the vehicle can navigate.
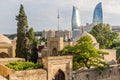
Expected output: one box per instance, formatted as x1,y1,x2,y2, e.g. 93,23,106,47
93,2,103,24
71,6,81,31
71,6,83,39
83,2,103,32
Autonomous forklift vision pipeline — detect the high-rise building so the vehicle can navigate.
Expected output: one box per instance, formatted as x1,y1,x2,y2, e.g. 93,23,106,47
71,6,81,31
93,2,103,24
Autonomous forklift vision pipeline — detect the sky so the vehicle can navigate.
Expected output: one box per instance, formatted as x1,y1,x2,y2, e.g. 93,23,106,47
0,0,120,34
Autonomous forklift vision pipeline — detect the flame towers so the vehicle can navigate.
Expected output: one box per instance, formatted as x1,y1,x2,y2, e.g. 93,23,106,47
71,6,81,31
93,2,103,24
71,6,82,39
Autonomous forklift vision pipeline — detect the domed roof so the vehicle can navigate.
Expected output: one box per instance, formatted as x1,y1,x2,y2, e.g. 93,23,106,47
0,34,11,44
81,31,97,43
73,31,97,45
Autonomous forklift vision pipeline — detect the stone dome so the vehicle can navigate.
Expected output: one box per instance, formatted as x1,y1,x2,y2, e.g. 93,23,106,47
73,31,97,45
0,34,11,44
81,31,97,43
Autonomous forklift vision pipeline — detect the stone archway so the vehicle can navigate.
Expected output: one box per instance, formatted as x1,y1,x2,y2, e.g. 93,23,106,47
0,52,9,58
52,48,57,56
54,69,65,80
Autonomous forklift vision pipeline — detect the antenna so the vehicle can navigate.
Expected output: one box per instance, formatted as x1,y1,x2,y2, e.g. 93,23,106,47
57,9,60,31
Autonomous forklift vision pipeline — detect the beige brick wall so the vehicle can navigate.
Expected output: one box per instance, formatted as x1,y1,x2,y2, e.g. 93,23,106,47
0,58,25,65
9,69,47,80
43,56,73,80
0,63,14,77
101,49,116,64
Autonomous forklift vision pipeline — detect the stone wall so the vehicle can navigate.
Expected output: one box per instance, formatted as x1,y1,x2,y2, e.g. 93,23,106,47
0,62,47,80
0,58,25,65
42,56,73,80
101,49,116,64
9,69,47,80
0,43,16,57
73,65,120,80
0,63,13,77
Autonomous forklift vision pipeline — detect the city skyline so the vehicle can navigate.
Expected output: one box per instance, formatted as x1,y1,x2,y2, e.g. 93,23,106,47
0,0,120,34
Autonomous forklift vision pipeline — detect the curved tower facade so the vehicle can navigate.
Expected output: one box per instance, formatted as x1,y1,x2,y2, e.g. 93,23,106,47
93,2,103,24
71,6,81,31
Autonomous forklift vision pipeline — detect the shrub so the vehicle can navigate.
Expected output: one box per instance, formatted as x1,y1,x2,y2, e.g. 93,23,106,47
6,62,43,71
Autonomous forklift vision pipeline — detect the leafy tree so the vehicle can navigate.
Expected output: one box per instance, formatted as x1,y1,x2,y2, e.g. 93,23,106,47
109,32,120,63
30,38,38,63
16,4,38,62
16,4,28,58
90,23,119,49
27,28,38,63
60,36,108,69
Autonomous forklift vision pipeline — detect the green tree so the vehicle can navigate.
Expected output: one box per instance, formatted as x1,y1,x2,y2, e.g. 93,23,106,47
60,36,108,69
30,38,38,63
110,38,120,63
90,23,119,49
16,4,28,58
26,28,38,63
16,4,38,62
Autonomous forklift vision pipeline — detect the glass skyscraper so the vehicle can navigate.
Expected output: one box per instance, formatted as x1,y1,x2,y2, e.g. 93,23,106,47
71,6,82,39
71,6,81,31
93,2,103,24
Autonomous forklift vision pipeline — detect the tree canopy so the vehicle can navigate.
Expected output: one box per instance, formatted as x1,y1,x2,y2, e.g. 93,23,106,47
60,36,108,70
16,4,38,62
16,4,28,58
90,23,119,49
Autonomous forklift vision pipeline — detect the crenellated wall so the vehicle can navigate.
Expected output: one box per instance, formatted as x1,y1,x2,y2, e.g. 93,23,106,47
73,65,120,80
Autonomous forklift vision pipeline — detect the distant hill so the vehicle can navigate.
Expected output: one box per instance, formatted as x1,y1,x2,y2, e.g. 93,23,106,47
4,31,42,40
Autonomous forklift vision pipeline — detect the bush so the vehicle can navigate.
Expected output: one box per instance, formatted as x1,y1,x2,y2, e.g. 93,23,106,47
6,62,43,71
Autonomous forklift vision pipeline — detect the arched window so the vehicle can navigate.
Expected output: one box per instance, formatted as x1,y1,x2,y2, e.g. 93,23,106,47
0,52,9,58
54,69,65,80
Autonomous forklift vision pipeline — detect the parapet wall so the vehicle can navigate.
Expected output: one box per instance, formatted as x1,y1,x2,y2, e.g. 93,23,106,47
0,58,25,65
73,65,120,80
9,69,47,80
0,63,14,77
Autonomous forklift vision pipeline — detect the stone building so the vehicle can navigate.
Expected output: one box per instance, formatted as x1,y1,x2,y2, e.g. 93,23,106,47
0,34,16,58
42,30,72,40
40,30,116,65
41,37,72,57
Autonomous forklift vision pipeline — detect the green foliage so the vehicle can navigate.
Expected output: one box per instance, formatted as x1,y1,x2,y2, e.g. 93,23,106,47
16,4,38,62
16,4,29,58
26,27,38,63
95,65,109,73
6,62,43,71
111,47,120,63
109,37,120,63
30,38,39,63
90,23,119,49
60,36,108,70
